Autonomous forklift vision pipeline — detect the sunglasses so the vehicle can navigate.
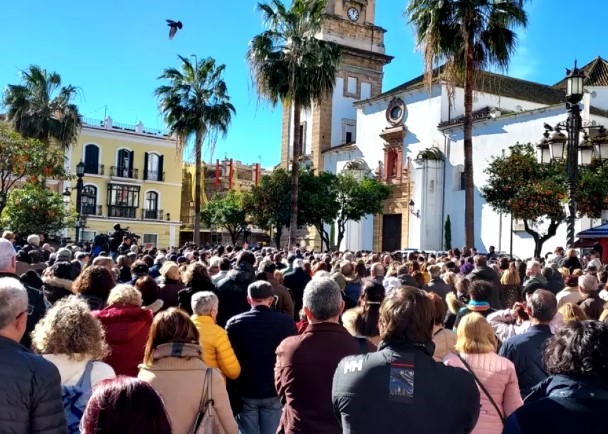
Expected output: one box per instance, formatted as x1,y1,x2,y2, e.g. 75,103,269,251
16,305,34,319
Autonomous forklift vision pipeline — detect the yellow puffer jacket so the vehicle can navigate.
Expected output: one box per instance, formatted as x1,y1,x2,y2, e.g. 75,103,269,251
191,315,241,380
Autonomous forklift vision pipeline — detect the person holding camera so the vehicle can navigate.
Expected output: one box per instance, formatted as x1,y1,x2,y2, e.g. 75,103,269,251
109,224,126,261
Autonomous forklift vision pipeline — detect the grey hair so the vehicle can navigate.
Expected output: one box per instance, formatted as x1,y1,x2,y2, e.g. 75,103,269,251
191,291,219,316
27,234,40,246
578,274,599,294
0,278,28,329
529,289,558,322
0,238,16,271
312,270,331,280
302,277,342,321
293,258,304,269
526,260,541,273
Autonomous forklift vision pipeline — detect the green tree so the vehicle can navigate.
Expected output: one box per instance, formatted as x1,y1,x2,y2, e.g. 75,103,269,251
243,169,291,247
2,65,82,148
444,215,452,251
156,56,236,247
201,191,247,246
481,143,567,258
247,0,341,248
334,174,391,249
298,170,339,251
1,183,76,236
0,123,69,214
406,0,528,249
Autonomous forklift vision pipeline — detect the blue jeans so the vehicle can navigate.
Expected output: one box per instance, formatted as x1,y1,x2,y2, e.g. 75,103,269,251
237,396,282,434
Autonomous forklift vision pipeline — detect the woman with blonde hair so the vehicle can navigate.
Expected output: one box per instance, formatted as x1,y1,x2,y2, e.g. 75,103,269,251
558,302,588,323
563,248,582,273
31,296,116,386
92,284,153,376
158,261,184,309
138,308,238,434
500,262,522,309
445,313,522,433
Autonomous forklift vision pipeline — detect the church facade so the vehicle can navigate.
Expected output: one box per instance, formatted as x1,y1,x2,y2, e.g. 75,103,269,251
279,2,608,257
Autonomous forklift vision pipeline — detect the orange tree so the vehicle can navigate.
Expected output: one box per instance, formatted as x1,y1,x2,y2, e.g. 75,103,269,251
482,143,567,258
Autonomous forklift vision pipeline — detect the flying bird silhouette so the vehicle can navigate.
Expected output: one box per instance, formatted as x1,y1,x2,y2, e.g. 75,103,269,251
166,20,183,40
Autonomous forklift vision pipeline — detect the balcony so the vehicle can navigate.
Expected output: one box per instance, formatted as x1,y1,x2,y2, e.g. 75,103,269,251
81,205,103,216
84,163,105,176
110,166,138,180
144,170,165,182
108,206,137,219
142,209,164,220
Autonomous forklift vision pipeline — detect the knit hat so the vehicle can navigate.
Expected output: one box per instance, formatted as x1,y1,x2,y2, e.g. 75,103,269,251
56,247,72,262
460,262,474,275
248,281,274,300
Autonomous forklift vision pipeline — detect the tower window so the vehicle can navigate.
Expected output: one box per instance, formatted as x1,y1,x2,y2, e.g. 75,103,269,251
346,132,353,143
347,76,358,96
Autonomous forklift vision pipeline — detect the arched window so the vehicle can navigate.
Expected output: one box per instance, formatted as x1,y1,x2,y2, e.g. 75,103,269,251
84,144,100,174
145,191,159,219
81,185,98,215
116,149,134,178
144,153,164,181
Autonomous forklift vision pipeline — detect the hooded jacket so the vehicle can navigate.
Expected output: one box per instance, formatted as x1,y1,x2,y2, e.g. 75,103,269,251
215,262,256,327
503,374,608,434
332,340,480,434
469,266,504,309
42,274,74,305
92,304,153,376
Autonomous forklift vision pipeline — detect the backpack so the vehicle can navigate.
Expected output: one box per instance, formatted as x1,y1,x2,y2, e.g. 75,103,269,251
62,360,94,434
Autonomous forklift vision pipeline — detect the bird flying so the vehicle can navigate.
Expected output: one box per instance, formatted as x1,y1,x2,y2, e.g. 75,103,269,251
167,20,183,40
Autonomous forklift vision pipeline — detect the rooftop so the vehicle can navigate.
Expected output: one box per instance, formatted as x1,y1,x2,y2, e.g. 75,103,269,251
554,57,608,88
82,116,172,139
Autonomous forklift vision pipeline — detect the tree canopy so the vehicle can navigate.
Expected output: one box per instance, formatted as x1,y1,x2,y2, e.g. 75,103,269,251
201,191,247,246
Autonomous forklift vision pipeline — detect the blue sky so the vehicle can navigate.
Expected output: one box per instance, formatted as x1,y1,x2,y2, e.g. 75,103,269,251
1,0,607,168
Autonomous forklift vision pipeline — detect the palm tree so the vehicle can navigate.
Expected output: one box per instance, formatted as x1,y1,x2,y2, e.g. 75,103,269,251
406,0,528,249
2,65,82,148
247,0,341,248
156,56,235,247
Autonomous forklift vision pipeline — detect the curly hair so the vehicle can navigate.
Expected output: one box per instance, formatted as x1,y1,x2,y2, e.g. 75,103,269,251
72,266,116,301
181,262,211,288
31,295,109,360
544,320,608,380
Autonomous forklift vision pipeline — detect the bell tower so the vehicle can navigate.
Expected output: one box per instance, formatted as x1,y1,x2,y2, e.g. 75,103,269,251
280,0,393,172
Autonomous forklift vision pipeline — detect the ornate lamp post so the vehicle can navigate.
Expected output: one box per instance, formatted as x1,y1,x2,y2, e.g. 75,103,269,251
63,161,86,243
537,62,608,248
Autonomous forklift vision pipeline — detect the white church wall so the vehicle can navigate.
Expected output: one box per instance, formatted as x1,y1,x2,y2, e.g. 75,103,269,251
587,86,608,110
331,77,361,147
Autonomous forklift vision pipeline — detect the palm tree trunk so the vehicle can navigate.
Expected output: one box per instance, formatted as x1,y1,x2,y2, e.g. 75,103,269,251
193,129,203,246
289,101,301,249
463,39,475,250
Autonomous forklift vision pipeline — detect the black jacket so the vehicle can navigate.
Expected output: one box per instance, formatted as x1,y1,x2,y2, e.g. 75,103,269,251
544,270,564,295
499,324,553,398
214,262,256,326
226,305,297,399
468,266,504,309
332,340,480,434
177,278,216,315
283,268,311,320
0,272,47,350
0,336,67,433
504,374,608,434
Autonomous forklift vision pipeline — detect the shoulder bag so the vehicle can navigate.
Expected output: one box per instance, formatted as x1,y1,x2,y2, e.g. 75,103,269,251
455,353,505,424
188,368,225,434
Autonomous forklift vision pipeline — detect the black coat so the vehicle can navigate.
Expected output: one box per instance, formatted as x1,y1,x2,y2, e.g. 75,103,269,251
0,336,67,433
332,340,480,434
503,374,608,434
214,262,256,326
177,279,216,315
226,305,297,400
283,268,311,320
468,266,504,309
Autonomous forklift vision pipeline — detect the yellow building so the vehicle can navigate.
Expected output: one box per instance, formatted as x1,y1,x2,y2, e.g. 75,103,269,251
65,117,182,248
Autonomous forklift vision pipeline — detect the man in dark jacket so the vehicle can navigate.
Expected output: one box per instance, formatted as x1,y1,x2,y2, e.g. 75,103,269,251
215,251,256,326
332,286,480,434
0,238,46,349
423,264,452,300
468,255,503,309
262,261,294,318
499,289,557,398
226,281,297,434
283,256,311,320
276,278,360,434
541,266,564,295
0,276,66,433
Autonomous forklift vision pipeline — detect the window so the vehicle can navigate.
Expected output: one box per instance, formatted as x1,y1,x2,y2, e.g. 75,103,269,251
144,191,159,219
114,149,135,178
342,118,356,144
81,185,98,216
107,184,140,218
346,132,353,143
361,83,372,100
144,153,164,181
386,150,398,179
81,231,96,242
143,234,158,249
347,76,358,95
84,144,100,175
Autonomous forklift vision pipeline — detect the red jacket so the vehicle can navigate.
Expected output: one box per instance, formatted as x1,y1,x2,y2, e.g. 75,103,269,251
92,304,153,376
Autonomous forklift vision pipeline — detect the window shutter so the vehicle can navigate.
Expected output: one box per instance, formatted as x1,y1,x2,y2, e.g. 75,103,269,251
144,152,149,180
129,151,134,177
158,155,164,181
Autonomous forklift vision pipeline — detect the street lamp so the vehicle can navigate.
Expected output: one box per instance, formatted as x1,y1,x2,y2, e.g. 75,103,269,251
537,62,608,248
64,161,87,243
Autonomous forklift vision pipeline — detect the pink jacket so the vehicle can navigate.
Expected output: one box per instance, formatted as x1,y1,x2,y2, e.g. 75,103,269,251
445,352,523,434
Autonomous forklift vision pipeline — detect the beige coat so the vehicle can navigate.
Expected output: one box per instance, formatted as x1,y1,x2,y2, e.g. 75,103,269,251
432,325,457,362
138,343,237,434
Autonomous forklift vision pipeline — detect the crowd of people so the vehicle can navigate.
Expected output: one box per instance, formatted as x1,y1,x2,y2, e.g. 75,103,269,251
0,231,607,434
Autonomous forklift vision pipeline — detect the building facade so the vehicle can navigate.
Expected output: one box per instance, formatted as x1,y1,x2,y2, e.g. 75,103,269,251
65,117,182,248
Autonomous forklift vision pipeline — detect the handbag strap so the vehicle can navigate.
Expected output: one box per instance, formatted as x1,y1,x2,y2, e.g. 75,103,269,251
455,353,505,423
204,368,214,406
